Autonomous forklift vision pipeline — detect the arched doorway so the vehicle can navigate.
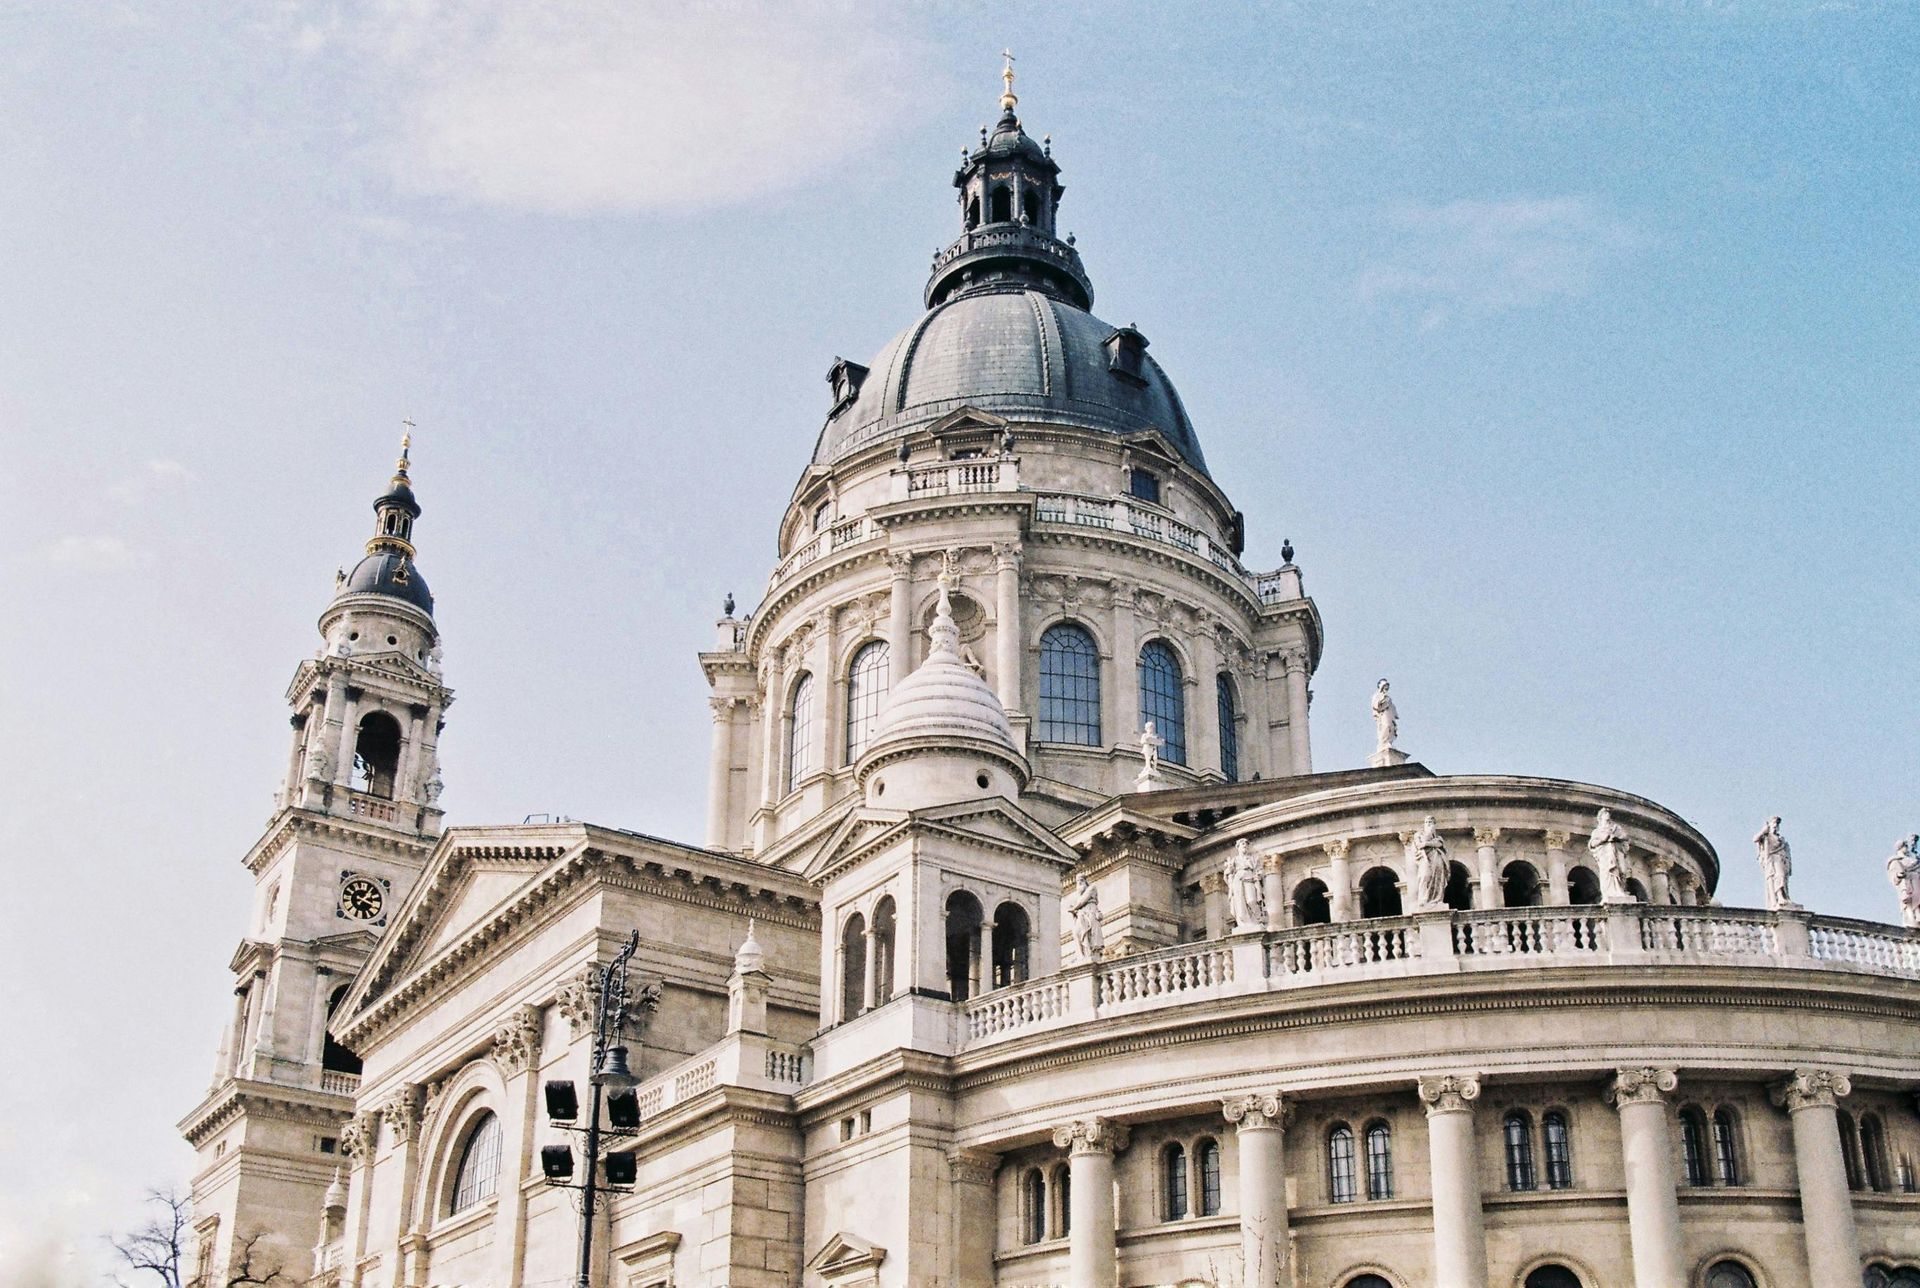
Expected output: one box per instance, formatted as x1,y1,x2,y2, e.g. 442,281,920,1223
945,891,984,1001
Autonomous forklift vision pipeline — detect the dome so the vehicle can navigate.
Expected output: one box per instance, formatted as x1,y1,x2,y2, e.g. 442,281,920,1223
813,287,1206,473
864,581,1019,761
339,550,433,615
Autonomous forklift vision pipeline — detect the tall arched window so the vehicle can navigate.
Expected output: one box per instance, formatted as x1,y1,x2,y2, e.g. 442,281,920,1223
1543,1110,1573,1189
1197,1138,1222,1216
965,196,980,229
840,912,867,1021
1138,640,1188,765
1359,867,1402,918
352,711,403,798
1163,1142,1189,1219
989,185,1011,223
991,902,1031,989
785,672,815,793
1503,1112,1537,1191
1216,674,1239,782
322,985,362,1076
1052,1164,1071,1237
1038,624,1101,745
1364,1121,1393,1199
450,1112,503,1213
1863,1113,1893,1192
1712,1107,1742,1186
1327,1123,1358,1203
1020,1168,1046,1245
945,891,984,1002
843,641,889,764
870,897,896,1006
1679,1107,1712,1186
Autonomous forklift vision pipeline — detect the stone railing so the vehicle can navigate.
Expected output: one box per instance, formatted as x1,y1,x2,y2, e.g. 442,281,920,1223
344,791,397,823
898,455,1018,500
625,1032,811,1122
954,906,1920,1053
319,1070,361,1096
1031,492,1299,606
771,515,883,585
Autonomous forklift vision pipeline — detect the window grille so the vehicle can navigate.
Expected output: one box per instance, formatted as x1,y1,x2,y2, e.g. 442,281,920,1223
451,1113,502,1213
1038,624,1101,745
1328,1124,1358,1203
1137,640,1187,765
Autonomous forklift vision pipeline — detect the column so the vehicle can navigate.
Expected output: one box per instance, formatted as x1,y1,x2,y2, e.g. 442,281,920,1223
399,704,429,804
1417,1074,1488,1288
1608,1067,1686,1288
1053,1118,1128,1288
1648,858,1673,906
1191,631,1221,776
282,713,308,804
1773,1069,1862,1288
810,610,835,770
379,1085,424,1283
1261,854,1286,931
1473,828,1502,909
948,1150,1000,1285
1325,839,1353,922
1282,649,1311,776
1223,1093,1291,1287
1544,831,1571,904
336,1111,379,1288
1202,874,1228,940
758,650,786,810
217,980,250,1084
1109,588,1139,755
887,552,914,687
979,916,995,996
332,686,362,787
250,964,279,1069
306,966,334,1075
489,1007,542,1287
863,917,879,1011
994,543,1022,712
705,697,734,848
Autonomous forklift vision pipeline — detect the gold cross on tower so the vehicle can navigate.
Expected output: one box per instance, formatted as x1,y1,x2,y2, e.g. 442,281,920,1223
1000,49,1017,112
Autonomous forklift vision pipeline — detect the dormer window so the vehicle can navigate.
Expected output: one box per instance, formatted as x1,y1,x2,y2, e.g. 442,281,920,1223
1104,326,1148,384
826,358,869,413
812,501,832,532
1128,469,1162,506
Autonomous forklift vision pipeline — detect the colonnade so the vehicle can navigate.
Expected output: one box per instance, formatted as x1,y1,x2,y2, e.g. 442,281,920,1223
1045,1065,1867,1288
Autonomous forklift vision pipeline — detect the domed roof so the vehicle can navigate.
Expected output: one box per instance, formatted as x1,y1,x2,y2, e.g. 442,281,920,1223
339,550,433,615
864,580,1019,759
813,287,1206,473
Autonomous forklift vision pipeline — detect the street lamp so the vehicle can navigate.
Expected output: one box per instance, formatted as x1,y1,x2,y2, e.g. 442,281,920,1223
541,929,649,1288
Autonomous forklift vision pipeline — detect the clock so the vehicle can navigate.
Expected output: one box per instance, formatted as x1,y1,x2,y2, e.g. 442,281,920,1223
338,875,385,922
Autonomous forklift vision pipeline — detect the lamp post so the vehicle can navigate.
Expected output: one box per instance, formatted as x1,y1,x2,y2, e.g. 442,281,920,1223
540,930,649,1288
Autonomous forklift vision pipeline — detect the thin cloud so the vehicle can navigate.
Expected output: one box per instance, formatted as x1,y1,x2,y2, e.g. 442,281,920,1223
292,2,940,217
1357,197,1639,329
38,535,150,572
105,459,195,504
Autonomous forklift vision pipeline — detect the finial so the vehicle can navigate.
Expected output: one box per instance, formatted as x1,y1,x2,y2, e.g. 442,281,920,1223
1281,538,1294,564
395,418,415,483
1000,49,1018,113
734,918,765,974
980,124,989,145
723,592,735,618
930,550,962,657
1043,133,1052,156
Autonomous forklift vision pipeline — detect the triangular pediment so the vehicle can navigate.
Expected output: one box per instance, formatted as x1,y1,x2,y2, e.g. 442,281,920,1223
803,810,911,882
805,1231,885,1274
1120,427,1187,469
413,865,539,960
926,405,1009,438
910,797,1080,864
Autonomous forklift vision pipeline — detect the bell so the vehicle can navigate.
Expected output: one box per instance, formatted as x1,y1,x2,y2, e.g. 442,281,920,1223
593,1044,637,1093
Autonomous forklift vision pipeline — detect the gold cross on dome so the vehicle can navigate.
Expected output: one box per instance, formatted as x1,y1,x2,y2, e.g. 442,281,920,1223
1000,49,1017,111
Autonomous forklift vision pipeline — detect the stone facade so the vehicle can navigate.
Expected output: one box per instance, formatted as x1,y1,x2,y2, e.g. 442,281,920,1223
181,81,1920,1288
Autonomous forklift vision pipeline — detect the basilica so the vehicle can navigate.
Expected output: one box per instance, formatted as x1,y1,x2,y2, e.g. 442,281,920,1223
179,71,1920,1288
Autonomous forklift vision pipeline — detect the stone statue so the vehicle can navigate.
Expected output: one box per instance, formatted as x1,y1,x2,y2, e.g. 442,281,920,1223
1136,719,1165,789
309,746,333,783
1225,839,1267,933
1408,815,1449,910
1753,816,1794,910
1371,679,1398,754
425,641,444,676
1588,808,1634,900
422,770,444,805
1066,873,1104,961
1888,835,1920,929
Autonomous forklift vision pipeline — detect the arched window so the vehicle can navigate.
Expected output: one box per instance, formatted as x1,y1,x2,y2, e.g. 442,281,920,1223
1863,1113,1893,1192
989,185,1012,223
450,1111,503,1213
1624,877,1650,902
1345,1278,1394,1288
1138,641,1188,765
1327,1123,1358,1203
352,711,403,798
1216,674,1240,782
965,196,980,229
1162,1142,1189,1219
321,985,361,1075
844,641,889,764
840,912,867,1021
1679,1107,1711,1186
1020,1168,1046,1244
1839,1109,1866,1190
1038,624,1101,746
1359,867,1402,919
1705,1262,1759,1288
1364,1121,1393,1199
1197,1138,1222,1215
1501,861,1542,908
1712,1107,1742,1186
1444,862,1474,911
784,672,815,793
1567,866,1602,905
870,897,896,1006
945,891,984,1002
1052,1163,1071,1237
1866,1267,1920,1288
1543,1110,1573,1189
991,902,1031,989
1524,1268,1586,1288
1292,878,1331,926
1021,188,1040,225
1504,1112,1537,1191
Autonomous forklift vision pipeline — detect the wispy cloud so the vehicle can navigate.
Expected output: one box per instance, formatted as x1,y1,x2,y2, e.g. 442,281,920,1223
105,458,194,504
286,3,940,217
38,535,149,572
1357,197,1639,329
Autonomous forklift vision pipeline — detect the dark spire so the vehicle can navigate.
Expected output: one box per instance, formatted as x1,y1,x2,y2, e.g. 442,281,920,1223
368,431,421,557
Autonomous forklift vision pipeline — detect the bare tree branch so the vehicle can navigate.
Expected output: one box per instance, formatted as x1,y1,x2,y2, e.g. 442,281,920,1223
106,1189,186,1288
223,1232,293,1288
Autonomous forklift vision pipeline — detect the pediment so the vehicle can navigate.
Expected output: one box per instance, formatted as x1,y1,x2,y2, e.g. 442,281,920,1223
346,649,439,686
910,797,1079,864
805,1231,885,1274
412,865,538,960
803,810,911,882
1120,427,1187,469
926,405,1010,438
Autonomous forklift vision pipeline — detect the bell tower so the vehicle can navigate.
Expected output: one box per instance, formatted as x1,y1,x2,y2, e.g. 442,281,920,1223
178,434,452,1287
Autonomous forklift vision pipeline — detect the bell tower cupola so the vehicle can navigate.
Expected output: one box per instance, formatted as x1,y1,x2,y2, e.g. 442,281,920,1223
929,54,1092,310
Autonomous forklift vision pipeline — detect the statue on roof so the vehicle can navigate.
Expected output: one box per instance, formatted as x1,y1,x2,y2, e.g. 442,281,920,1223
1225,839,1266,934
1753,817,1794,911
1889,835,1920,929
1589,808,1634,901
1408,816,1450,911
1136,719,1165,790
1067,872,1104,962
1372,679,1398,756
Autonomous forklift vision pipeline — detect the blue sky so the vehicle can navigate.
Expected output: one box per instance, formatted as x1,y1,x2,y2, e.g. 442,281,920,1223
1,1,1915,1278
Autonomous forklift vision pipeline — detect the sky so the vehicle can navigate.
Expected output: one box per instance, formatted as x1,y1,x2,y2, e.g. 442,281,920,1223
1,0,1915,1280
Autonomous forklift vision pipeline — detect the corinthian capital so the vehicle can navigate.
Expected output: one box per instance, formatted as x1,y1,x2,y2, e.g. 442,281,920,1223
1322,838,1351,861
337,1111,379,1164
490,1004,543,1077
1417,1073,1482,1115
1543,830,1572,851
1052,1117,1130,1156
1771,1068,1852,1113
379,1084,422,1144
1222,1092,1292,1132
1473,827,1502,848
1608,1067,1679,1107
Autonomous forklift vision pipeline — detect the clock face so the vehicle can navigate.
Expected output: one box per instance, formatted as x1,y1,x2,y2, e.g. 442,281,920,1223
339,876,384,922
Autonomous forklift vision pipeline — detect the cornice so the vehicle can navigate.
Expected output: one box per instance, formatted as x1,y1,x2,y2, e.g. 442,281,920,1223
177,1078,354,1146
242,808,436,875
1025,525,1264,617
